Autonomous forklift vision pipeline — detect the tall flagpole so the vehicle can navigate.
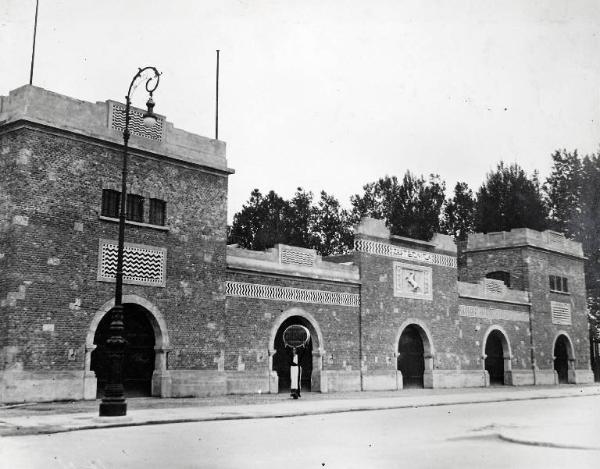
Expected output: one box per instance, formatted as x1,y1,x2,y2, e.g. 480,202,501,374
29,0,40,85
215,49,220,140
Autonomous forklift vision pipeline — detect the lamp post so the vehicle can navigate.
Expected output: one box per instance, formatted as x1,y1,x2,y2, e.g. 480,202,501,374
99,67,161,417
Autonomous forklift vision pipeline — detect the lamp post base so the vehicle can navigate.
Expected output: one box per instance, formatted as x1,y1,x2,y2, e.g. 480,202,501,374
99,398,127,417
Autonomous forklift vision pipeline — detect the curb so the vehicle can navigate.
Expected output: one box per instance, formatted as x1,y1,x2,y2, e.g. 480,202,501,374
2,387,599,437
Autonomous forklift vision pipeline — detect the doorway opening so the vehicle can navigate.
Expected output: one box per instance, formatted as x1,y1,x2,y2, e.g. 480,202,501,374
397,325,425,388
484,330,507,385
553,334,572,384
273,316,314,393
91,303,156,397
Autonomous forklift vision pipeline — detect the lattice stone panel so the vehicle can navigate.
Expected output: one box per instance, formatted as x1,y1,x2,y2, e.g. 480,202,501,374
354,239,457,268
98,240,166,287
484,279,506,295
280,246,315,267
551,301,572,326
226,281,359,307
109,102,165,141
458,305,529,322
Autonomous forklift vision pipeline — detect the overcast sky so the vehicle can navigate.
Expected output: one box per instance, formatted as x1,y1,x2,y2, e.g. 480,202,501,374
3,0,599,222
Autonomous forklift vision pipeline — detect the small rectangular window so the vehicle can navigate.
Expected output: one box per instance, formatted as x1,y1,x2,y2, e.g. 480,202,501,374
549,275,569,293
126,194,144,222
149,198,166,226
101,189,120,218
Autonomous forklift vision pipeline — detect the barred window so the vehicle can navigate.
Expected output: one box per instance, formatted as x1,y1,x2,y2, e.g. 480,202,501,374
126,194,144,223
149,198,166,226
549,275,569,293
101,189,120,218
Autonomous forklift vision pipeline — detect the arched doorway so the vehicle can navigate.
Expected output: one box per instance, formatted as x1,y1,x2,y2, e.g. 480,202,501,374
554,334,574,384
397,325,425,388
272,316,314,393
484,329,508,385
91,303,156,397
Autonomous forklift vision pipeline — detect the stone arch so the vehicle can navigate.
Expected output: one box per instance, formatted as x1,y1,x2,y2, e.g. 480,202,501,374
552,331,576,384
394,319,436,388
269,308,325,393
269,308,324,354
84,295,171,397
481,325,512,385
394,319,436,358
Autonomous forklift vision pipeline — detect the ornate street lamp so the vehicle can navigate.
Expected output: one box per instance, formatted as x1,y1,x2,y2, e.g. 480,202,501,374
99,67,161,417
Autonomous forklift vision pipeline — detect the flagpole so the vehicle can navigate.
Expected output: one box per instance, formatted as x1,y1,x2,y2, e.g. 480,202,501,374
29,0,40,85
215,49,220,140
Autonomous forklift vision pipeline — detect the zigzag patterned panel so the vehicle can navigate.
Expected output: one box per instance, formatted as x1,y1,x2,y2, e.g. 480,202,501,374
354,239,457,268
110,103,165,141
458,304,529,322
99,240,166,287
226,281,359,307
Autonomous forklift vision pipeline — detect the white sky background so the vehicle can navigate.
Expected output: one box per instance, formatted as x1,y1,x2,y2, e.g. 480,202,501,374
2,0,600,222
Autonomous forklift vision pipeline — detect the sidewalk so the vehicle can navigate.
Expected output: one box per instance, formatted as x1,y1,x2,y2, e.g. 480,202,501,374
1,384,599,446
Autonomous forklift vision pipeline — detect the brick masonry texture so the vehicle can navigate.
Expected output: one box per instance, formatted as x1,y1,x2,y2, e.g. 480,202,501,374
0,86,594,402
0,126,228,373
225,271,360,372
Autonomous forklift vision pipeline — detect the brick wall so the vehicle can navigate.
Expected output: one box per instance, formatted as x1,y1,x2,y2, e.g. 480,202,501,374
225,270,361,372
0,125,229,373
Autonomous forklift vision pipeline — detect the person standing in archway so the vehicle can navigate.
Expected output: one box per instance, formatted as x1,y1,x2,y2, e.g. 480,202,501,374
290,348,302,399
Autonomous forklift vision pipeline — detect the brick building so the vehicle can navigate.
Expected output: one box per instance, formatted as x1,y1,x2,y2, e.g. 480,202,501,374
0,85,594,403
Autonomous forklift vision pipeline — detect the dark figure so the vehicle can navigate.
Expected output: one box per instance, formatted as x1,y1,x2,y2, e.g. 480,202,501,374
290,348,302,399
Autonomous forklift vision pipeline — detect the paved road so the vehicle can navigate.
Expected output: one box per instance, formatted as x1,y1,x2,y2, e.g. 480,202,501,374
1,395,599,468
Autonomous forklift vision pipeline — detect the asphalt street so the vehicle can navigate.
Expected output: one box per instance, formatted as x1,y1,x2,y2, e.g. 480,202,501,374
1,395,599,468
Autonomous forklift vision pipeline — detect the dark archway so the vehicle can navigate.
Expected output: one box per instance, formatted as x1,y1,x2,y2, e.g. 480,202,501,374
91,303,156,397
554,335,571,384
397,325,425,388
485,330,505,385
273,316,314,393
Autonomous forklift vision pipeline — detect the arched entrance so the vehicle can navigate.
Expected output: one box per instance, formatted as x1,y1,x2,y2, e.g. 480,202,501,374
483,328,511,385
553,333,574,384
273,317,314,393
270,309,323,394
86,295,171,398
397,325,425,388
91,304,156,397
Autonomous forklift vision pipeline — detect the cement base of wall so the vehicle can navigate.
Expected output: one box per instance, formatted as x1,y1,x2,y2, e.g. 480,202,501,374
429,370,487,388
573,369,594,384
321,370,361,392
362,370,400,391
2,367,596,403
167,370,277,397
0,370,91,404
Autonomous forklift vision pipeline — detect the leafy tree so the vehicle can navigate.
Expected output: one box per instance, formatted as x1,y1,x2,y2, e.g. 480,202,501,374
544,150,600,348
228,189,289,251
228,188,352,256
312,191,354,256
544,149,583,238
441,182,476,240
474,162,548,233
350,172,446,240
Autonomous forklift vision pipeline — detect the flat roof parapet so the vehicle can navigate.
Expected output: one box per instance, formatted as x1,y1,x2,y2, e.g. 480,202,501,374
458,280,530,305
226,244,359,283
466,228,583,258
0,85,232,173
355,217,456,254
